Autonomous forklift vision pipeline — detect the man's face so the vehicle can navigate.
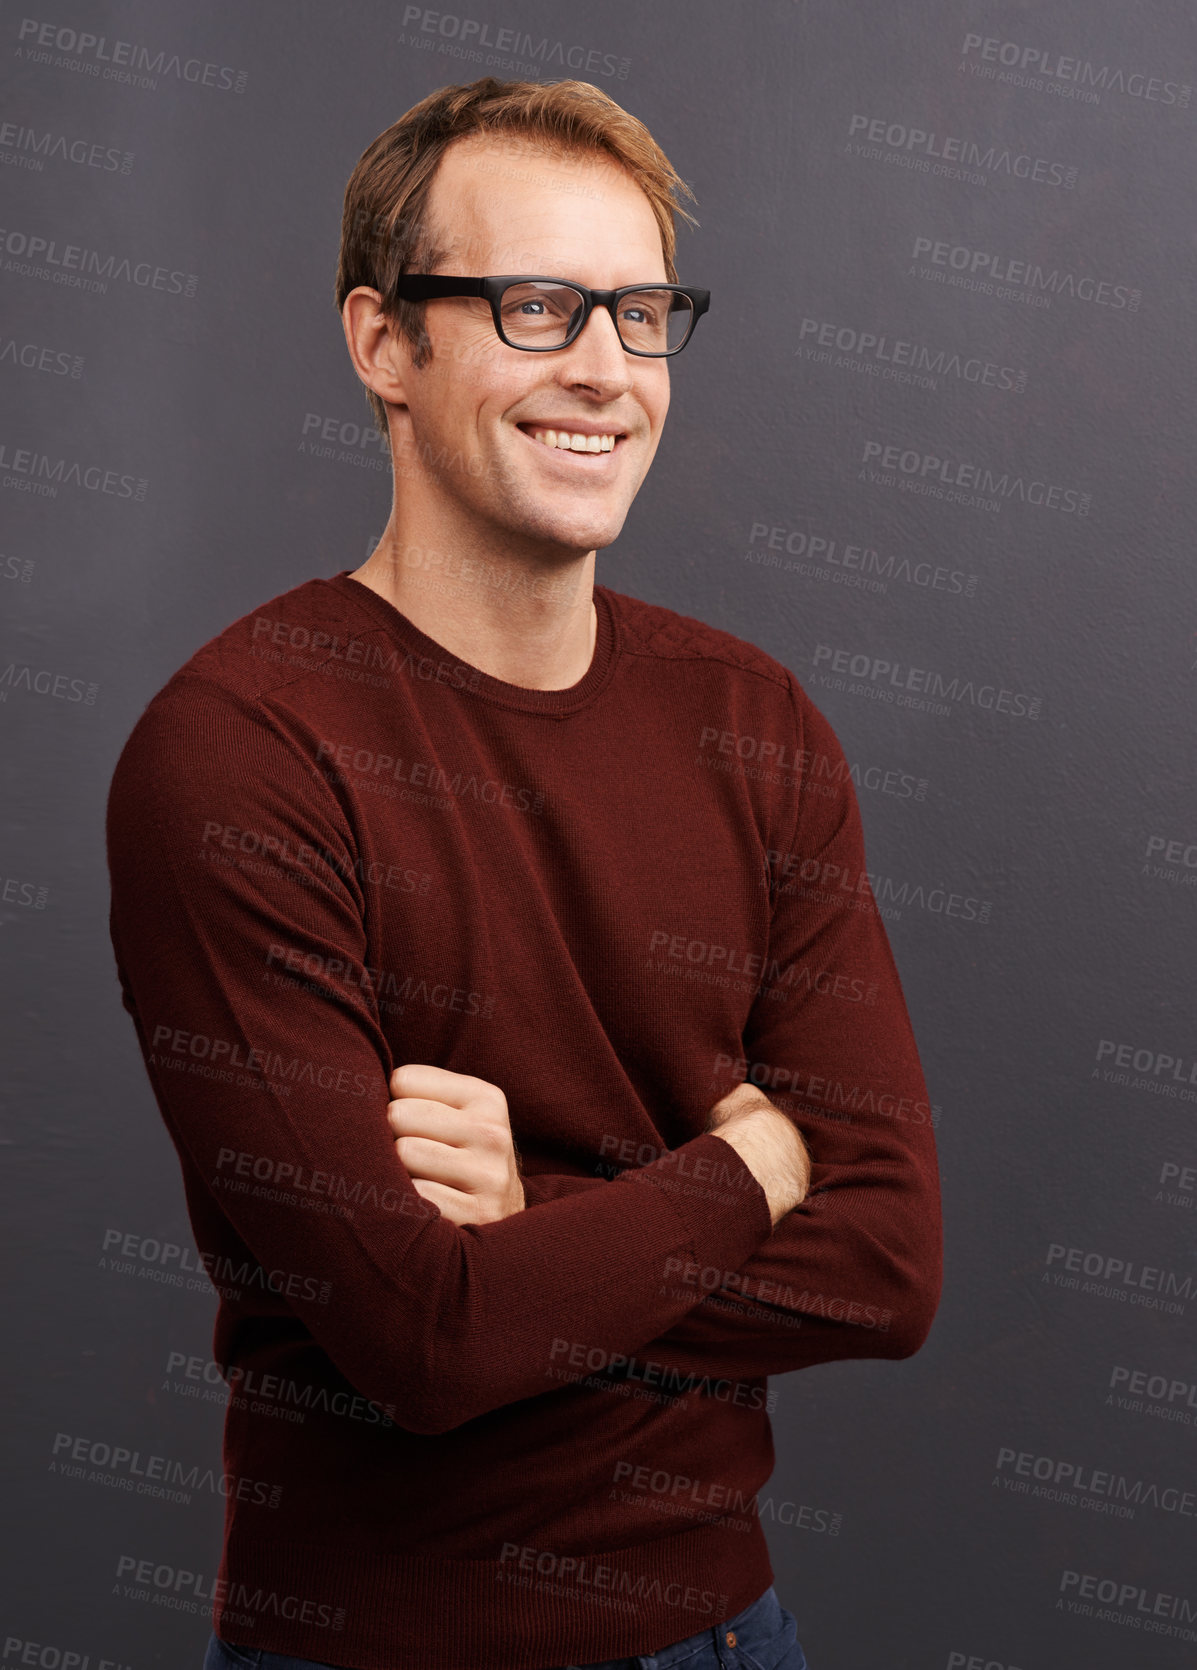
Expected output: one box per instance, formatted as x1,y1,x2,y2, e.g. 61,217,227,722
382,133,675,560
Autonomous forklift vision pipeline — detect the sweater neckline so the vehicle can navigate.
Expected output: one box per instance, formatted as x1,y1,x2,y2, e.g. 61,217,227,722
324,570,620,717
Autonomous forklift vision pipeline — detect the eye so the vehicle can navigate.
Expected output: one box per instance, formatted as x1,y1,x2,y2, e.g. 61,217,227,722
620,299,667,331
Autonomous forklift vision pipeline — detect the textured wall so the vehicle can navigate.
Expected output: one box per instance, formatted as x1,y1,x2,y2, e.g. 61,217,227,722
3,2,1195,1666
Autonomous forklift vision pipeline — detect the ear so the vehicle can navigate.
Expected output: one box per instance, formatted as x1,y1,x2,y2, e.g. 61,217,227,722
341,286,413,411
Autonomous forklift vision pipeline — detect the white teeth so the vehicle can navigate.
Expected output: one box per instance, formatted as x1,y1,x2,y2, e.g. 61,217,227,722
530,428,616,453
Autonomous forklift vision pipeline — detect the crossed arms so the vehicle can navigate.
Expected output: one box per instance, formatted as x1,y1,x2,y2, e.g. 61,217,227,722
107,676,942,1434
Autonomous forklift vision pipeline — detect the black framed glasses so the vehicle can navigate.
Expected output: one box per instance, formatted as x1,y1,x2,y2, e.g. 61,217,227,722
393,274,710,356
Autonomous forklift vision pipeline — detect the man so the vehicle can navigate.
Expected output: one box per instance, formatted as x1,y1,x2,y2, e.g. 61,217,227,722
106,76,941,1670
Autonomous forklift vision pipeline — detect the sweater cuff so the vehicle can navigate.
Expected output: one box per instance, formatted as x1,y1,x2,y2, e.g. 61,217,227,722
626,1130,774,1274
519,1171,607,1207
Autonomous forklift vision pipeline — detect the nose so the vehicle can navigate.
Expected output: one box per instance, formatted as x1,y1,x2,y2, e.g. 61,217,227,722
556,303,635,399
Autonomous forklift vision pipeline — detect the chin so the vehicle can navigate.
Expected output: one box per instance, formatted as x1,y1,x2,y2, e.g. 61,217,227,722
529,506,629,555
483,485,629,556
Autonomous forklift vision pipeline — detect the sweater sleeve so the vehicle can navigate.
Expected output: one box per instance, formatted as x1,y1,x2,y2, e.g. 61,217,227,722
606,684,943,1379
106,677,775,1436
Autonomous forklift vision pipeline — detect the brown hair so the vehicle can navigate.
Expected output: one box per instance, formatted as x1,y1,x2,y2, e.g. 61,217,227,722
335,77,699,434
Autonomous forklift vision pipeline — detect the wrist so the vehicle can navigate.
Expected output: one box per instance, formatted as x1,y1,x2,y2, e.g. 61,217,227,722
710,1105,809,1224
709,1113,789,1226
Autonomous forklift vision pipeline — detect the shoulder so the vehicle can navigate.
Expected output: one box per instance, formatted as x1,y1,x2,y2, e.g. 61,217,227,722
108,576,374,813
600,586,853,789
602,584,794,693
600,583,838,744
115,572,387,740
149,574,381,709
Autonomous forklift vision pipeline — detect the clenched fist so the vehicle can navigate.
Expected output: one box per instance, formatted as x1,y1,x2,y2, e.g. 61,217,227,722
386,1063,526,1226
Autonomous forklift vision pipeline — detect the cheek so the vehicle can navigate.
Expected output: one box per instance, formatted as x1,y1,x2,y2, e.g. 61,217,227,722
426,329,542,413
426,314,503,380
647,372,670,428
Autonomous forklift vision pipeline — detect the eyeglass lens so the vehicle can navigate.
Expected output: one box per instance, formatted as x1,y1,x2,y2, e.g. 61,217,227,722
498,281,693,352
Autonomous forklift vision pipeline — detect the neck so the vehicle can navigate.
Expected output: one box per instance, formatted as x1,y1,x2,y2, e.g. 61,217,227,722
350,515,598,691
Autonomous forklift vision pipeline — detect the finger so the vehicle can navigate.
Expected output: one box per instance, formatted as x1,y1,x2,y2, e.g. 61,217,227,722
390,1062,503,1108
388,1097,512,1156
393,1133,482,1193
410,1175,471,1225
386,1096,474,1146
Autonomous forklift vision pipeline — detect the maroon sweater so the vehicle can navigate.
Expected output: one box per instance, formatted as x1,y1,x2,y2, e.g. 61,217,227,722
106,571,941,1669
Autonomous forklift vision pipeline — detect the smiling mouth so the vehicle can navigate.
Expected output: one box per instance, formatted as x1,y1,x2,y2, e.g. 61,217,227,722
517,423,626,455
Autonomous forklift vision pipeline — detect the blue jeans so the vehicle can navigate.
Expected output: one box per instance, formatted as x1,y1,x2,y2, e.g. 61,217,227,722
202,1582,808,1670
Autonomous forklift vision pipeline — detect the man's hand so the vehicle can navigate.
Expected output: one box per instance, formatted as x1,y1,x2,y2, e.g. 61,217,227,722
705,1082,812,1226
386,1063,526,1226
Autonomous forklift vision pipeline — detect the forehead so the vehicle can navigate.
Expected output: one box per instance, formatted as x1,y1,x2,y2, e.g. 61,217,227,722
423,132,667,280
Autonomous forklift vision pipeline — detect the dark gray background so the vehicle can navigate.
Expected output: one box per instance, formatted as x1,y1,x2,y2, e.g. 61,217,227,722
3,2,1195,1666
